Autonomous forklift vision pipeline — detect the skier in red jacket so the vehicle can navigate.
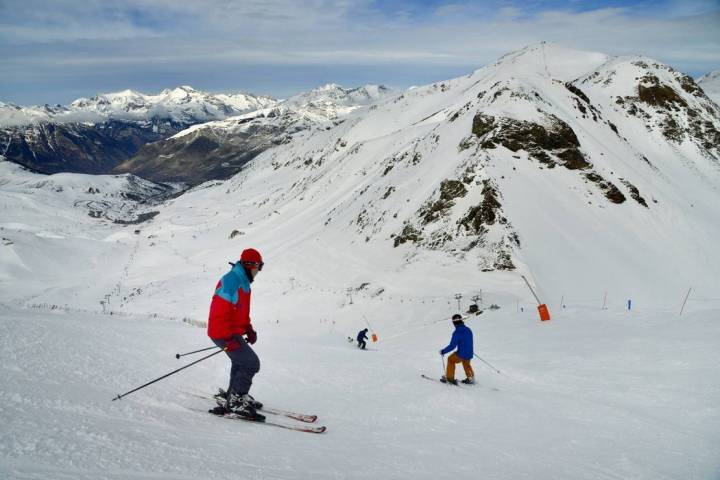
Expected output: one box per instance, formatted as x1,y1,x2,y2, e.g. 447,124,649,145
208,248,264,420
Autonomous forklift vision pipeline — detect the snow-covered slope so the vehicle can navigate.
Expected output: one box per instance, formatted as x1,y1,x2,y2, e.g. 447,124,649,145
0,160,173,228
1,44,720,480
697,69,720,105
125,42,716,306
1,299,718,480
284,83,396,121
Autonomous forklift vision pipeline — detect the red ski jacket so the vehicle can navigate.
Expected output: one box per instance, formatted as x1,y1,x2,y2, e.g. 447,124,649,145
207,263,252,340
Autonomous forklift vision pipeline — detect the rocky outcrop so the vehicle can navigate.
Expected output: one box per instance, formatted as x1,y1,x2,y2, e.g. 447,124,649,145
113,112,303,184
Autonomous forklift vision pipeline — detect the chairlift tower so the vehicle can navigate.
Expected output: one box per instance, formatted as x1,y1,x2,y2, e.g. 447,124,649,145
454,293,462,311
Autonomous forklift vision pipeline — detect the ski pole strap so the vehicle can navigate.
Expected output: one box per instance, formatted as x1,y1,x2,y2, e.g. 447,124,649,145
113,347,227,401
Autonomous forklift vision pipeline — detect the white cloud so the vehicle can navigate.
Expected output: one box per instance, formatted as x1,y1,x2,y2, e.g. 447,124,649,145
0,0,718,103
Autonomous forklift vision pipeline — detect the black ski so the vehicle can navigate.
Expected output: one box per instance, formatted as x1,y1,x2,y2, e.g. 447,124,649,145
181,389,318,423
204,407,326,434
421,374,461,386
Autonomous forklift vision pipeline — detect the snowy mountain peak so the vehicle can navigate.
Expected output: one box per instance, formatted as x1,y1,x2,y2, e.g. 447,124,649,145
1,86,279,128
697,69,720,105
489,42,611,81
575,56,720,153
287,83,397,112
316,83,344,91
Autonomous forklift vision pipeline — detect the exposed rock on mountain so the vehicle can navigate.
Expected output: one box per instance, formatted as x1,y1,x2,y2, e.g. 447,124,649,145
0,120,187,174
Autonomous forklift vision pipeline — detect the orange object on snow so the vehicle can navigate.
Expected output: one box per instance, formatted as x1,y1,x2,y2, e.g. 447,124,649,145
371,333,378,342
538,304,551,321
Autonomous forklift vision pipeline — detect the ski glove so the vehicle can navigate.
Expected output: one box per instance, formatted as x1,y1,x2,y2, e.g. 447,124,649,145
245,327,257,345
225,335,243,352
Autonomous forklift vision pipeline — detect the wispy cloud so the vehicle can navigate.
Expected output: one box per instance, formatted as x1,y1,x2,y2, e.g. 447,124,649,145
0,0,718,104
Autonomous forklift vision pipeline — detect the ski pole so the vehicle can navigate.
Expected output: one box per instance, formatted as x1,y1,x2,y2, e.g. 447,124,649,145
440,353,446,376
362,314,374,331
112,347,227,401
175,345,219,359
474,354,501,374
362,314,380,342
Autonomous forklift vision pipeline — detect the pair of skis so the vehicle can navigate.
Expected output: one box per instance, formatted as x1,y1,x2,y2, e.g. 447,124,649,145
421,374,499,391
184,390,326,434
421,374,466,385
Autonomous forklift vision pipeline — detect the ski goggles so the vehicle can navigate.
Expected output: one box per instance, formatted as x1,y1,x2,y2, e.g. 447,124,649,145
242,261,264,271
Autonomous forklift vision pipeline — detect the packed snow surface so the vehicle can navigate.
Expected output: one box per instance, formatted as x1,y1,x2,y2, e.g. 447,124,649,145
1,301,718,479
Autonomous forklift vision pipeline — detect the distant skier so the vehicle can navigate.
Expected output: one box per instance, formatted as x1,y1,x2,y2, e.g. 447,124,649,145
357,328,369,349
439,314,475,385
207,248,265,420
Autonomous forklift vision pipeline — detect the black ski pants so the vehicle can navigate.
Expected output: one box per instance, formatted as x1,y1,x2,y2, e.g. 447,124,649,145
212,336,260,395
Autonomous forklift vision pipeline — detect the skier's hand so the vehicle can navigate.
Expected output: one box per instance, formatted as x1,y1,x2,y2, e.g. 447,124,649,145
245,327,257,345
225,336,242,352
439,350,444,356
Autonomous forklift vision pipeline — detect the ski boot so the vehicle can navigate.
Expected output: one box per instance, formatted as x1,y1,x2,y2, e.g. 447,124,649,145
440,375,458,385
227,392,266,421
461,377,476,385
215,388,263,410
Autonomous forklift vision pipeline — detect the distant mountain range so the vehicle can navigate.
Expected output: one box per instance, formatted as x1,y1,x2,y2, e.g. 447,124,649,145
0,84,394,183
112,84,396,184
0,86,276,127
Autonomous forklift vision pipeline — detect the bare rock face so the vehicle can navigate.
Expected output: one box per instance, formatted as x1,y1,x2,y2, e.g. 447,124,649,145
608,62,720,157
472,113,591,170
0,120,186,175
113,112,302,185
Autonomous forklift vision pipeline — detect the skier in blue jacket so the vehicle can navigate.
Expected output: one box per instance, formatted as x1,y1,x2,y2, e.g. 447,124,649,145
440,314,475,385
357,328,369,349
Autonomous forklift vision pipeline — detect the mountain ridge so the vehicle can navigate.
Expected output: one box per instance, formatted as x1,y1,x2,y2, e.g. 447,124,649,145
1,43,719,306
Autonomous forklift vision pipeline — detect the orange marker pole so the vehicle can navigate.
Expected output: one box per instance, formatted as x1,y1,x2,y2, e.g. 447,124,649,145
521,275,551,322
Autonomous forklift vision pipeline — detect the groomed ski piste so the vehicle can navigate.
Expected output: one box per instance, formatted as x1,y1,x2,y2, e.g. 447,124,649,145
2,43,720,479
2,294,719,479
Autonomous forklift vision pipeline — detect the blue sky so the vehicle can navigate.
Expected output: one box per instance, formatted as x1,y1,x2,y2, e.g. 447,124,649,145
1,0,718,105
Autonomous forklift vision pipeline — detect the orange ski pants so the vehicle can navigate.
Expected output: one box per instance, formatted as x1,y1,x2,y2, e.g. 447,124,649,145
446,353,474,380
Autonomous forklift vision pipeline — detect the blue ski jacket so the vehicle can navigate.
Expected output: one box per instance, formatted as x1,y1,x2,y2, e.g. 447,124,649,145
441,324,474,360
357,329,368,342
